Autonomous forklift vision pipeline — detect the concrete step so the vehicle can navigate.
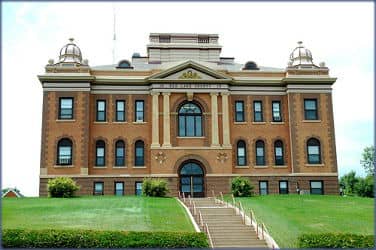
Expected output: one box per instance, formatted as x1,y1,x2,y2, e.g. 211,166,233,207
214,244,268,248
212,235,259,240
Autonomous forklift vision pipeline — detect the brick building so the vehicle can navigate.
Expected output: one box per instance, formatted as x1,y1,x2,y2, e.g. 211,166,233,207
38,33,339,197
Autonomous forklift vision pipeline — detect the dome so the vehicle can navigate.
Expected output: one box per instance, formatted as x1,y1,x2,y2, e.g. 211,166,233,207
243,61,259,70
289,41,315,67
59,38,82,64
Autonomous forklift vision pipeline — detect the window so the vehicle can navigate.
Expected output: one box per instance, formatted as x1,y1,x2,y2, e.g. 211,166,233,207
135,181,143,196
198,36,209,43
114,182,124,196
259,181,268,195
255,140,265,165
95,140,105,166
59,98,73,119
159,36,171,43
304,99,318,120
253,101,263,122
237,140,247,166
135,140,144,166
274,140,284,165
116,100,125,121
115,140,125,166
94,182,104,195
135,100,144,122
178,102,203,137
310,181,323,195
279,181,289,194
96,100,106,121
57,138,72,165
272,101,282,122
307,138,321,164
235,101,245,122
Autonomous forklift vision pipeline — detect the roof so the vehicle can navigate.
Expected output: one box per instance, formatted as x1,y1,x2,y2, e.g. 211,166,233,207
2,188,24,198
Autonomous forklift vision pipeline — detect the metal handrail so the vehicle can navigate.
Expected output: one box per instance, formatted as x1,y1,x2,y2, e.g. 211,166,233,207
182,192,186,203
198,211,204,227
211,190,216,203
239,201,245,224
219,191,225,205
205,223,214,248
193,201,197,216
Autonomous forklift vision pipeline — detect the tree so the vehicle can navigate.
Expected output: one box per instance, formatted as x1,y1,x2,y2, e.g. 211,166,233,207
355,175,374,197
231,176,254,197
339,171,359,195
360,146,375,176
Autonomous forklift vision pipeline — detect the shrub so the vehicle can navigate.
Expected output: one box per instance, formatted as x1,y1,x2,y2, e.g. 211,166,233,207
47,177,79,198
298,233,374,248
355,175,374,197
231,176,254,197
2,229,209,248
142,178,169,197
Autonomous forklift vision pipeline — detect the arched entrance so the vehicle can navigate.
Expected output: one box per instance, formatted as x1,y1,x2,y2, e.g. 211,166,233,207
179,161,205,197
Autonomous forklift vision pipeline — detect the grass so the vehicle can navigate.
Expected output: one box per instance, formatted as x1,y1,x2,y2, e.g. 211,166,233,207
2,196,195,232
226,194,374,248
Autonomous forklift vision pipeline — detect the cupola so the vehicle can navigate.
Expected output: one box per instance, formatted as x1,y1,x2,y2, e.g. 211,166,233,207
288,41,317,68
58,38,83,64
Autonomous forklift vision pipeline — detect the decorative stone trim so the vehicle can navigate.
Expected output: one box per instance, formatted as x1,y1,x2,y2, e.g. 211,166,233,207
305,164,325,167
270,122,285,125
252,122,266,125
235,165,249,169
302,120,321,123
53,165,75,168
56,119,76,122
272,165,288,168
254,165,268,169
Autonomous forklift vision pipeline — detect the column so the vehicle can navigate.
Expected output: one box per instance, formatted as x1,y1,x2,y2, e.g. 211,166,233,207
151,92,160,147
221,92,231,147
210,93,220,147
162,92,171,147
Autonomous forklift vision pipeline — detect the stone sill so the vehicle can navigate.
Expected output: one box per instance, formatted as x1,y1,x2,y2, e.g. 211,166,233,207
113,166,127,168
56,119,76,122
53,165,74,168
133,166,147,169
93,166,107,169
235,166,250,169
93,121,108,124
113,121,128,124
302,120,322,123
234,122,247,125
271,121,285,125
176,137,205,139
252,122,266,125
132,121,147,124
272,165,288,168
254,165,268,169
305,164,324,167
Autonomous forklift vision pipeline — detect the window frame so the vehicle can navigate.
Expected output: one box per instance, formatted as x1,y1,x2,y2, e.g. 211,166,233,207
93,181,104,195
236,140,247,166
310,180,324,195
58,97,74,120
272,101,282,122
134,140,145,166
135,100,144,122
274,140,284,166
56,138,73,165
115,140,125,166
114,181,124,196
235,101,245,122
96,100,106,122
259,181,268,195
304,99,318,120
279,180,289,194
95,140,106,166
115,100,126,122
135,181,143,196
307,138,321,164
178,102,203,137
253,100,263,122
255,140,265,166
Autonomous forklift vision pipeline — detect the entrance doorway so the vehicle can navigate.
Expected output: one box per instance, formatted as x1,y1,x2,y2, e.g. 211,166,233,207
179,161,205,197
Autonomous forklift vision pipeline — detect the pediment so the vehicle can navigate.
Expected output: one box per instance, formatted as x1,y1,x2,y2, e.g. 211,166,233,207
147,60,233,82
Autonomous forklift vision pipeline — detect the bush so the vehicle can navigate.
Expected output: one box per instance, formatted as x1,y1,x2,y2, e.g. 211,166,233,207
47,177,79,198
231,176,254,197
142,178,169,197
298,233,374,248
2,229,209,248
355,175,374,197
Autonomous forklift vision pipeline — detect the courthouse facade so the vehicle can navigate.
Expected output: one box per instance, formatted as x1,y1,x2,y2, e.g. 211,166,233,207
38,33,339,196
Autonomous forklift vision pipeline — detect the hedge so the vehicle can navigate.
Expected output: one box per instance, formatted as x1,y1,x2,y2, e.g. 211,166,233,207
298,233,375,248
2,229,209,248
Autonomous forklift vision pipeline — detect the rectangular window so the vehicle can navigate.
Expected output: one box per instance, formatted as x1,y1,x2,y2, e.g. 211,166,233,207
135,100,144,122
253,101,263,122
59,98,73,119
235,101,245,122
304,99,318,120
310,181,323,195
94,182,104,195
272,101,282,122
96,147,105,166
114,182,124,196
238,147,246,166
259,181,268,195
116,100,125,121
308,146,320,164
96,100,106,121
256,148,265,165
115,147,125,166
135,182,143,196
279,181,289,194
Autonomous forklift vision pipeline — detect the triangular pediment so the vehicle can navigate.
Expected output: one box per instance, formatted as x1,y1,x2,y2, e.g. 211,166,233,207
147,60,233,82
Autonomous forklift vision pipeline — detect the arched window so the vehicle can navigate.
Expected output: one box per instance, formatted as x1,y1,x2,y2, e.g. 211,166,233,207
95,140,105,166
115,140,125,166
255,140,265,165
274,140,284,165
57,138,72,165
307,138,321,164
135,140,144,166
237,140,247,166
178,102,203,137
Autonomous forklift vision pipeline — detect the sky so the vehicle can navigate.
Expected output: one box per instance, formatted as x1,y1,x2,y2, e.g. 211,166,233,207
1,2,374,196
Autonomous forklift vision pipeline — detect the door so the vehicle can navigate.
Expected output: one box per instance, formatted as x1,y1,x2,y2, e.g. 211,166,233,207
179,162,204,197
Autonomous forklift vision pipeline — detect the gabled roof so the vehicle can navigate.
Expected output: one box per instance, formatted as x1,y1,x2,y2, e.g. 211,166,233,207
2,188,24,198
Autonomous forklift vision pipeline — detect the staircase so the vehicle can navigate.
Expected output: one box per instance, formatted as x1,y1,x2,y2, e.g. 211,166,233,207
190,198,268,248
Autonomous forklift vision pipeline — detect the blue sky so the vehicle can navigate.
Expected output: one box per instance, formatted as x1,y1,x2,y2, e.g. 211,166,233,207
1,2,374,196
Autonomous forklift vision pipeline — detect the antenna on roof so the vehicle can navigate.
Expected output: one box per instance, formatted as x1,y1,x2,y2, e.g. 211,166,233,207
112,3,117,64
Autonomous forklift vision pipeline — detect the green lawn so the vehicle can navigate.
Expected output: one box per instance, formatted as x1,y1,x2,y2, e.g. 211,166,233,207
226,195,374,248
2,196,195,232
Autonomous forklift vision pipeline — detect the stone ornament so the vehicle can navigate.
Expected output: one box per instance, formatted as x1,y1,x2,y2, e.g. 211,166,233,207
216,152,228,163
179,70,202,79
155,151,167,164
